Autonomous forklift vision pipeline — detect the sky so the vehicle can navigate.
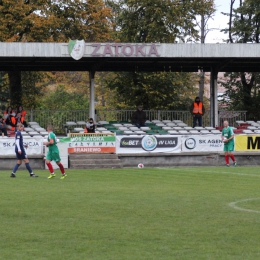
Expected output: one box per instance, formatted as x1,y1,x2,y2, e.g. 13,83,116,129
205,0,239,43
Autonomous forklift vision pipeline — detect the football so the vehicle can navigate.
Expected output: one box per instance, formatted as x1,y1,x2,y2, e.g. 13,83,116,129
138,163,144,168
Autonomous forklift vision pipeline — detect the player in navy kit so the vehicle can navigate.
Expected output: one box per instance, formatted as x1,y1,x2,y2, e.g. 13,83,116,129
10,123,38,178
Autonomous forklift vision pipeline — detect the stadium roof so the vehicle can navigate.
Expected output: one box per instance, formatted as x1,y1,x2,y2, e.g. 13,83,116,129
0,42,259,72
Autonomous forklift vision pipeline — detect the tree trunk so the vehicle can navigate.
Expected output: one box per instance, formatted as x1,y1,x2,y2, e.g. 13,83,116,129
199,15,205,102
199,69,205,102
229,0,235,43
8,70,22,107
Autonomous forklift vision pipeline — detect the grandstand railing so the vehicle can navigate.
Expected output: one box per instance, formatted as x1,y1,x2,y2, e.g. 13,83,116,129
26,109,247,134
96,109,247,127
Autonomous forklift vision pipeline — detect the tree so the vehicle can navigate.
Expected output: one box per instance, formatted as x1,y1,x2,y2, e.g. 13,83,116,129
0,0,113,106
109,0,215,43
0,0,112,42
39,85,89,110
105,71,200,110
195,0,215,102
220,0,260,119
0,72,9,110
218,72,260,120
104,0,214,109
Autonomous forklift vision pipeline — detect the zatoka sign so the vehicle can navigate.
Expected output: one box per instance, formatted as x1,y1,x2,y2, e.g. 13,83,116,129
90,43,160,57
68,42,160,59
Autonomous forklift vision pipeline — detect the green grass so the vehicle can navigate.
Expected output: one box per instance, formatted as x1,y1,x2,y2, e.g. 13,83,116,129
1,166,260,260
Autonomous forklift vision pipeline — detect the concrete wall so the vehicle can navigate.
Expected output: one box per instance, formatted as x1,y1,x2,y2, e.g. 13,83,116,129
118,152,260,168
0,155,45,170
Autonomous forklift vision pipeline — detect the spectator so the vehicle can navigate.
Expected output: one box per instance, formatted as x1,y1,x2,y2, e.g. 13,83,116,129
3,106,16,131
0,115,8,136
190,97,205,128
85,118,95,133
15,106,28,127
7,112,17,131
131,105,146,128
4,106,13,124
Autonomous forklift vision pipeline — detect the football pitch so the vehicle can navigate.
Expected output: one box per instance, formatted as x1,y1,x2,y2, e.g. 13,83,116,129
1,166,260,260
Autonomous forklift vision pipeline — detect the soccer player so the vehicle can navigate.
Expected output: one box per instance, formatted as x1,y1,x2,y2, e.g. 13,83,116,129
10,123,38,178
44,125,67,179
221,120,237,167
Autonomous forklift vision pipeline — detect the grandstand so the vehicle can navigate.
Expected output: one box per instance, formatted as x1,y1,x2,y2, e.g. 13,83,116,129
6,122,49,138
3,117,259,138
64,119,260,136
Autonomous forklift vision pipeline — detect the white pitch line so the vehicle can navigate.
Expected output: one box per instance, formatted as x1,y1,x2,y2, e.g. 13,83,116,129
203,170,260,178
157,168,260,177
228,198,260,214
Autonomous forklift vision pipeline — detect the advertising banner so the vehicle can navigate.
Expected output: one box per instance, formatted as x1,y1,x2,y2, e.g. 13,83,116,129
182,135,224,152
116,135,181,154
0,137,43,155
235,135,260,151
60,135,116,154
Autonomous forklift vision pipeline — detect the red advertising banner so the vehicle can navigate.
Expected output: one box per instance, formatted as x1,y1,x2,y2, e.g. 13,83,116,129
68,147,116,154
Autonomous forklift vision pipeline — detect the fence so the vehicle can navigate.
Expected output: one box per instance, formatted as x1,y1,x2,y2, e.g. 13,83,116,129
26,109,247,134
97,109,247,128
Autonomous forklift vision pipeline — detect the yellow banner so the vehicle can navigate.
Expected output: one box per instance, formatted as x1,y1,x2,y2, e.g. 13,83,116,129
235,135,260,151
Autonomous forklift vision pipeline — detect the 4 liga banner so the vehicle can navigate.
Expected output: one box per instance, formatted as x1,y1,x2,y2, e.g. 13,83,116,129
116,135,181,153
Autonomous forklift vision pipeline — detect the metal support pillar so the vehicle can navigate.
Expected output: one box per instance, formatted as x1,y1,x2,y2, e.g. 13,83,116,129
210,68,218,127
89,70,96,121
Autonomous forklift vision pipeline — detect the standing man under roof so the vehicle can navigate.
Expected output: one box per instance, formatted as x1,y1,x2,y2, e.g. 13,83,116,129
190,96,205,128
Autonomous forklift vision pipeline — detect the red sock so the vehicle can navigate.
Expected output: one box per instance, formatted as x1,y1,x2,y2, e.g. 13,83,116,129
225,155,229,165
58,163,65,174
46,163,54,173
230,154,236,162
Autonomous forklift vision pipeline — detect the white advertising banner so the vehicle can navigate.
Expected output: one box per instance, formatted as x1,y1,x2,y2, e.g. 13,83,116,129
0,137,43,155
182,135,224,152
116,135,181,154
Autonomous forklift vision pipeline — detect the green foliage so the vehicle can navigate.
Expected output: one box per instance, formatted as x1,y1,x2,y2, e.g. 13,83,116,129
0,0,113,106
109,0,215,43
219,0,260,119
39,85,89,110
223,0,260,43
0,72,9,110
21,71,46,109
219,72,260,120
106,71,199,110
103,0,214,110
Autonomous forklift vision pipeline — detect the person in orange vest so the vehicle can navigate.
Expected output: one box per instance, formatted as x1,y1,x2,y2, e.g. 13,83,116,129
190,96,205,128
6,112,17,131
15,106,28,127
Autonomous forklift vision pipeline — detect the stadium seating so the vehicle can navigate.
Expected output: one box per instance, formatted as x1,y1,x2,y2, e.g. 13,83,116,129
189,130,200,135
60,119,260,136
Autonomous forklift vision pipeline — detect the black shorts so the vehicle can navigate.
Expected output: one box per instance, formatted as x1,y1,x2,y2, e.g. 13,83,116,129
15,151,27,160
